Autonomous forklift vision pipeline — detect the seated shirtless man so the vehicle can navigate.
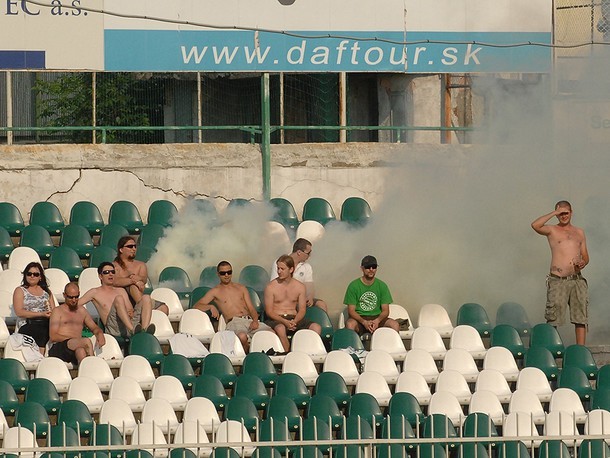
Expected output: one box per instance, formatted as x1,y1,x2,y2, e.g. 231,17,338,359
48,282,105,364
78,262,155,338
193,260,271,352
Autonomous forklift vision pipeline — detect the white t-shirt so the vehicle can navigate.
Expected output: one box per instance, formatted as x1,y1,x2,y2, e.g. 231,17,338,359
270,261,313,283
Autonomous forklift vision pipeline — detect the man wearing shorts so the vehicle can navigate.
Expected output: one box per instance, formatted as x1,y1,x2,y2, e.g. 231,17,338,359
48,282,105,364
532,200,590,345
194,261,271,352
343,255,399,335
265,255,322,352
78,262,155,337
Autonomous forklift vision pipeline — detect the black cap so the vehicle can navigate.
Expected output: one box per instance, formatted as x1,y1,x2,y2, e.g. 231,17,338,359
361,255,378,267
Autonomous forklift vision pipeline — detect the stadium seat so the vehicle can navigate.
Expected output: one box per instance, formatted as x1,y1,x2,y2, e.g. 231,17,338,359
214,420,255,456
299,417,332,456
302,197,336,226
475,369,513,404
402,347,439,383
57,399,94,437
25,377,62,415
70,201,105,236
495,301,532,337
35,356,72,393
340,196,372,227
173,423,211,458
250,330,285,360
1,359,31,394
200,354,237,389
150,287,185,323
225,396,260,433
183,397,221,434
98,398,138,437
331,328,365,351
417,303,454,338
307,394,344,430
158,266,192,300
265,395,302,433
336,416,374,458
537,440,571,458
295,220,325,243
234,374,270,410
30,201,65,236
411,326,447,360
421,413,458,449
483,346,520,382
3,426,37,455
563,344,599,379
108,376,146,413
45,267,71,303
149,309,175,344
238,265,269,300
49,246,84,280
508,389,546,425
362,349,400,384
128,332,165,369
378,413,417,458
241,352,278,389
7,246,42,272
462,412,499,445
435,370,472,405
67,376,104,414
98,223,129,250
543,410,581,448
141,398,179,435
0,202,25,237
89,333,124,369
558,366,594,402
443,348,480,382
0,226,15,262
490,324,526,359
305,305,334,343
515,367,553,402
530,322,565,358
130,422,168,458
291,329,327,363
269,197,299,231
20,224,55,259
282,351,318,386
15,401,51,437
312,372,349,411
88,423,126,458
449,325,487,360
147,200,178,227
549,387,587,423
209,331,246,366
387,392,425,431
456,302,493,337
322,350,360,386
579,439,610,458
178,308,215,344
598,364,610,390
226,198,252,210
395,370,432,406
191,199,218,222
138,223,165,250
347,392,384,428
388,303,415,339
468,390,506,426
502,412,541,449
191,374,229,411
108,201,144,235
370,327,407,362
188,285,210,309
496,441,531,458
198,266,219,288
119,354,156,391
584,409,610,437
0,379,20,416
88,245,117,268
524,346,560,381
160,354,197,390
428,391,466,426
48,424,81,457
355,371,392,407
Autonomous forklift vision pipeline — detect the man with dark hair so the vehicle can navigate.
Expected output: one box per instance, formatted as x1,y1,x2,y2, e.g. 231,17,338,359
78,262,155,337
532,200,590,345
113,236,168,315
343,255,399,335
269,238,328,311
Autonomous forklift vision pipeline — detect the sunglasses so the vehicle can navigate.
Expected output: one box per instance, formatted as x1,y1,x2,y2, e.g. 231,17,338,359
218,270,233,276
123,244,137,249
102,269,116,275
26,271,41,277
363,264,378,270
64,294,79,300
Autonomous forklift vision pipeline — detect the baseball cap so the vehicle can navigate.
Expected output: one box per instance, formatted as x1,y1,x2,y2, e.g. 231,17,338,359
361,255,378,267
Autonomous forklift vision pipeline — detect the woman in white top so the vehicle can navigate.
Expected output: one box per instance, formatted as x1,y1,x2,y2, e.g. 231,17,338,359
13,261,56,353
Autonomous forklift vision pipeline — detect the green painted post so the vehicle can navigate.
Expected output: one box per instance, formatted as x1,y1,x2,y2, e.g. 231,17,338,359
261,73,271,201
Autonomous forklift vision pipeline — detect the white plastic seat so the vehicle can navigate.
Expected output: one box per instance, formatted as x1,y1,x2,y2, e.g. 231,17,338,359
173,421,212,458
209,330,246,366
108,375,146,412
549,387,587,424
543,410,582,447
131,422,169,458
151,374,189,411
435,369,472,405
291,329,327,364
8,247,42,272
417,303,454,338
584,409,610,440
322,350,360,386
355,371,392,407
78,267,101,295
295,220,325,244
0,317,10,349
89,333,124,368
428,391,465,426
449,325,487,360
3,337,40,372
35,356,73,392
119,354,156,391
0,270,24,321
502,411,541,448
370,327,407,361
388,303,415,340
282,351,319,386
508,389,546,425
67,376,104,413
482,346,520,382
77,356,114,392
150,309,176,344
516,367,553,402
183,396,222,433
362,349,400,384
0,290,16,325
99,398,137,436
261,221,292,258
442,348,480,382
468,390,506,426
150,287,185,323
402,348,439,383
141,398,180,435
178,308,215,344
474,369,513,403
3,426,37,457
410,326,447,360
214,420,255,457
395,370,432,405
0,408,9,439
44,267,70,304
249,330,285,364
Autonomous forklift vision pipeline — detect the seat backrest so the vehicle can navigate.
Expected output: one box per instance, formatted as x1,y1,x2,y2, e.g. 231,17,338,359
49,246,84,280
138,223,166,249
340,197,372,226
198,266,219,288
78,268,101,296
302,197,336,225
456,302,492,337
98,224,129,250
0,203,25,236
295,220,325,244
108,201,144,234
70,201,105,236
89,245,118,269
30,201,65,235
20,224,55,259
269,197,299,230
147,200,178,227
7,247,42,272
59,224,94,259
496,302,531,337
417,303,453,336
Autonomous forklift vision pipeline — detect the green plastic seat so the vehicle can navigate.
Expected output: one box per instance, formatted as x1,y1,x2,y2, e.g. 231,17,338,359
48,424,81,457
241,352,278,388
0,202,25,236
579,439,610,458
108,201,144,235
457,443,490,458
192,374,229,411
88,423,125,458
138,223,165,249
25,378,62,415
30,201,65,236
495,302,531,337
462,412,499,445
125,451,154,458
496,441,531,458
456,303,493,338
331,328,365,351
89,245,118,268
192,199,218,222
225,395,260,433
226,198,252,210
300,417,332,456
238,265,269,300
530,323,565,358
563,344,599,379
199,266,219,288
98,224,129,250
0,227,15,262
314,372,350,409
302,198,336,226
70,201,105,236
256,418,290,457
20,224,55,259
160,354,197,390
189,286,211,309
597,364,610,390
524,346,560,381
265,395,302,432
269,198,299,232
490,324,526,359
0,379,19,416
591,387,610,410
15,401,51,437
387,392,425,430
274,373,311,409
418,444,449,458
247,286,265,318
211,447,241,458
538,440,570,458
336,416,374,458
305,306,334,343
422,414,458,450
170,449,198,458
0,358,30,394
340,197,372,227
128,332,165,369
378,414,417,458
158,266,192,301
200,353,237,389
60,224,94,259
347,393,384,429
147,200,178,227
307,394,344,430
49,246,84,281
558,366,594,401
134,245,155,263
234,374,270,410
57,399,94,437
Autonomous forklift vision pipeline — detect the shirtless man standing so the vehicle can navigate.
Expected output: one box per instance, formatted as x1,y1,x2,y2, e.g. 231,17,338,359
264,255,321,352
193,261,271,352
532,200,590,345
113,236,169,315
78,262,155,337
48,282,105,364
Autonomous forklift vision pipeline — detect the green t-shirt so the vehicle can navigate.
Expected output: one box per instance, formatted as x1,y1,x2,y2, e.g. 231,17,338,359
343,277,393,316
